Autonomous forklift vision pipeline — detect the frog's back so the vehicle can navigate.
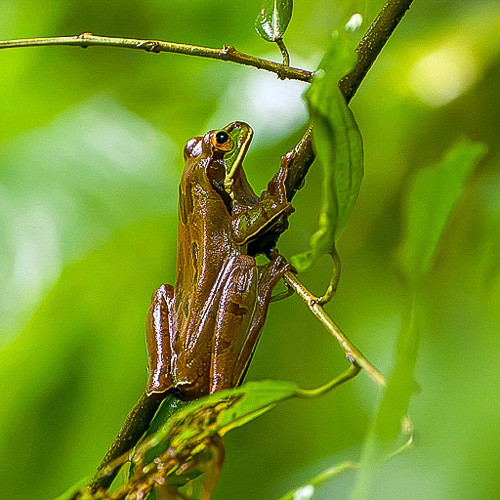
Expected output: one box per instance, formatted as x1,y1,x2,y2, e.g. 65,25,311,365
174,171,242,370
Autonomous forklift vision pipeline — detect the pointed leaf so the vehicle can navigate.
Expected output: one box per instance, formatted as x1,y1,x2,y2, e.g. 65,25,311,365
353,138,486,498
144,380,299,457
292,32,362,272
398,138,487,281
255,0,293,42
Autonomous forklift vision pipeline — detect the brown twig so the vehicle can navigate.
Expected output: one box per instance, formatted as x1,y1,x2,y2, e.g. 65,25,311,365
0,32,313,83
340,0,415,102
285,0,415,201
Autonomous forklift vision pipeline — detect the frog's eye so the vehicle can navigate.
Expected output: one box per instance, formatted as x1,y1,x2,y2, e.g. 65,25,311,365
211,131,233,152
216,131,229,143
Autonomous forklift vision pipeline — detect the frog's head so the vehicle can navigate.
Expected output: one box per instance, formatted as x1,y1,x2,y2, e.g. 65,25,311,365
217,122,253,194
183,122,253,199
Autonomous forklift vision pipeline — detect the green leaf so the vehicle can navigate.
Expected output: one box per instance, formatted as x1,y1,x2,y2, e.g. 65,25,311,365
398,138,487,281
143,380,299,455
255,0,293,42
352,138,487,498
108,380,300,498
351,296,418,499
291,31,363,272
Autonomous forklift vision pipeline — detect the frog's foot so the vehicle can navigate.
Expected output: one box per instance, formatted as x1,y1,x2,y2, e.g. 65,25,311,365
267,250,293,276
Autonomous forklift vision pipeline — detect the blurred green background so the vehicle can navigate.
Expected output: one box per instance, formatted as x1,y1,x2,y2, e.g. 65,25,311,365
0,0,498,498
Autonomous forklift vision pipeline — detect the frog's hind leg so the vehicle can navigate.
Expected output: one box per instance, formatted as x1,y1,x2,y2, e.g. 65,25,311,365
233,253,289,383
210,253,289,393
146,284,176,395
210,255,258,393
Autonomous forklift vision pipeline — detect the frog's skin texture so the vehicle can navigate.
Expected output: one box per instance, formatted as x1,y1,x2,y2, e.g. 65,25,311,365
146,122,293,400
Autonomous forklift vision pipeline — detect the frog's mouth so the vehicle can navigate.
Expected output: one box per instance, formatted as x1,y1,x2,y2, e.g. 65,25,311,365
223,122,253,195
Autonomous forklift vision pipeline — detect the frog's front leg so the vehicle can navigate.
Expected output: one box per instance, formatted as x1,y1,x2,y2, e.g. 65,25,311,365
146,283,176,395
210,253,290,392
231,158,292,245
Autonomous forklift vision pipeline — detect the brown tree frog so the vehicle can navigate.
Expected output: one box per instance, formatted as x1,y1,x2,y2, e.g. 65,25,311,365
89,122,293,491
147,121,292,400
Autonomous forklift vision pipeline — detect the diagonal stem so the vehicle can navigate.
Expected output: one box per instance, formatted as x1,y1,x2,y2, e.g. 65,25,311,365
285,0,415,201
283,271,386,387
296,364,361,398
340,0,415,102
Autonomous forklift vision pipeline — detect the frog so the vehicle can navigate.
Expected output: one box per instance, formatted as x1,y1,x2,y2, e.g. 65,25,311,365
147,121,293,399
89,121,293,492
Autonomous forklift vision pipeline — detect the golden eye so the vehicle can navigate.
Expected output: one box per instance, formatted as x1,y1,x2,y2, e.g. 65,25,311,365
211,131,233,151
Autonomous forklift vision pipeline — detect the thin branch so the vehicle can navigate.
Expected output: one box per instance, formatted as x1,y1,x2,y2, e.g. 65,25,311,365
278,418,414,500
296,365,361,398
283,271,386,387
340,0,415,101
0,32,313,83
279,462,360,500
285,0,415,200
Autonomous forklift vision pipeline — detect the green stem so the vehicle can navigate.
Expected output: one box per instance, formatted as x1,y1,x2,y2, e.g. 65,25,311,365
284,271,386,387
275,38,290,67
318,247,342,305
296,364,361,398
279,462,360,500
0,32,313,83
